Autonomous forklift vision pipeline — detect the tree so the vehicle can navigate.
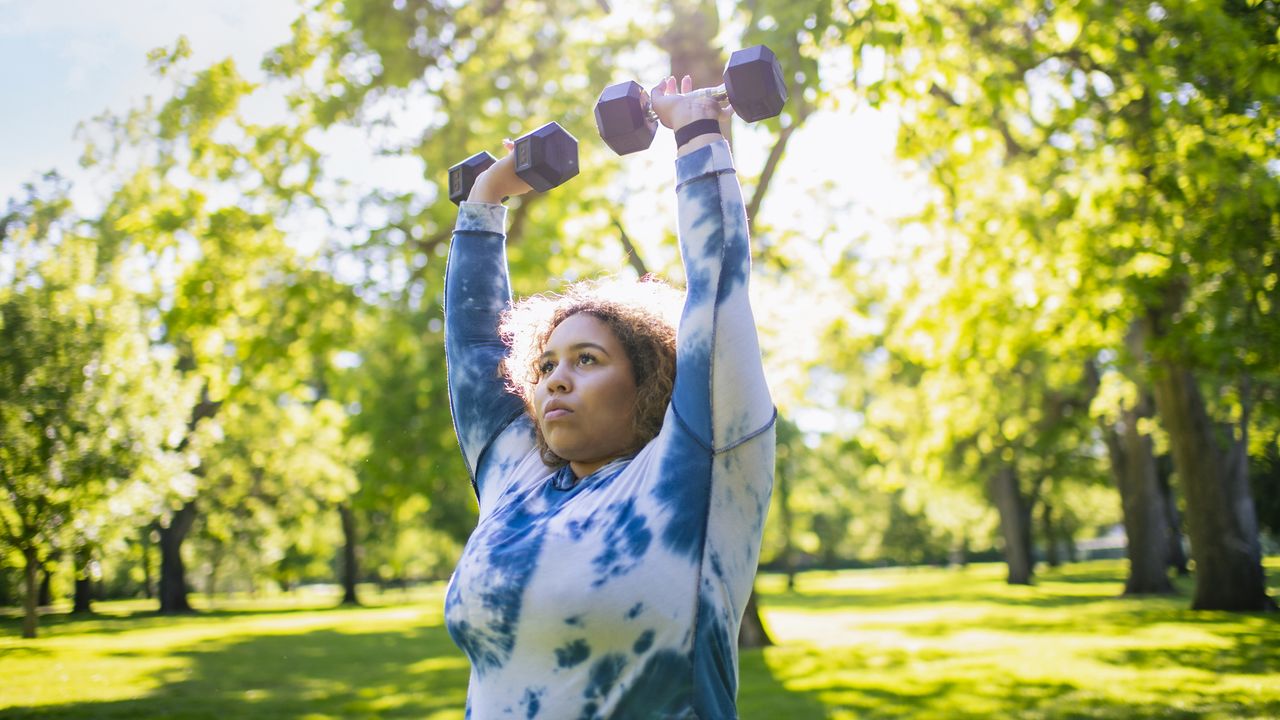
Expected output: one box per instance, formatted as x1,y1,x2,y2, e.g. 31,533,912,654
75,39,373,613
855,0,1278,609
1098,327,1177,594
1,177,193,635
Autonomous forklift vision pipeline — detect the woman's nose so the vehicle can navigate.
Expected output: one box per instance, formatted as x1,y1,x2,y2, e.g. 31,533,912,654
545,364,571,393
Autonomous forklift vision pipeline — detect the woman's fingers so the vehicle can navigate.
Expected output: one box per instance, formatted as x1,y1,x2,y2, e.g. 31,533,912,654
650,73,735,130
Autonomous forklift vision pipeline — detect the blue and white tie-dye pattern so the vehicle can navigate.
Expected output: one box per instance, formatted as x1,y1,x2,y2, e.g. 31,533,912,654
443,140,775,719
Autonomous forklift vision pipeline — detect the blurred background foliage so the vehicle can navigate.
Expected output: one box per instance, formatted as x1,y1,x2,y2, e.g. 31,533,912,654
2,0,1278,639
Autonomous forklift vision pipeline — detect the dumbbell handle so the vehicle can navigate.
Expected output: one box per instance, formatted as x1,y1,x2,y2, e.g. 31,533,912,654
687,85,731,103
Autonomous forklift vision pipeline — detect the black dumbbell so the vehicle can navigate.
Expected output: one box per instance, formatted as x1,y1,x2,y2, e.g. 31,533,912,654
447,122,580,205
594,45,788,156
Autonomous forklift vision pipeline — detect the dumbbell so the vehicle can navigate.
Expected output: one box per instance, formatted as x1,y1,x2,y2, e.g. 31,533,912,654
447,122,580,205
594,45,787,156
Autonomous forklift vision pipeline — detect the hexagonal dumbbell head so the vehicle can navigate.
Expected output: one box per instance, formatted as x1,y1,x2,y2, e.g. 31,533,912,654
724,45,787,123
595,80,658,156
448,151,497,205
514,122,580,192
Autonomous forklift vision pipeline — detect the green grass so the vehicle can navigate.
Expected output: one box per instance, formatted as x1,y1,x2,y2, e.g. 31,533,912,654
1,559,1277,719
743,560,1280,719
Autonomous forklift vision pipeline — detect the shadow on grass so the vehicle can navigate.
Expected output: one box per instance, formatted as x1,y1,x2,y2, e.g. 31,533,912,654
764,570,1130,613
0,602,419,640
0,621,468,719
740,643,1270,720
790,676,1260,720
738,647,832,718
0,645,50,659
884,602,1280,641
748,561,1280,718
742,642,1090,720
1097,625,1280,676
765,563,1277,628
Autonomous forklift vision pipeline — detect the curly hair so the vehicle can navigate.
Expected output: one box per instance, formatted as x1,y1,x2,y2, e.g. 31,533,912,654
498,277,683,468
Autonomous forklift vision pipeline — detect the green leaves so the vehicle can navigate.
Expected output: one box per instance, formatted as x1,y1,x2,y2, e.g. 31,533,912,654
1,178,196,613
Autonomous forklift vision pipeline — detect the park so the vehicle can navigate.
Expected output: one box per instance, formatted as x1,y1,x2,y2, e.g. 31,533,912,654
3,0,1279,717
3,561,1278,717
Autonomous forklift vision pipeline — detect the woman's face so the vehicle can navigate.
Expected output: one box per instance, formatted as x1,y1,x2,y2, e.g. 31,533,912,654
533,313,639,477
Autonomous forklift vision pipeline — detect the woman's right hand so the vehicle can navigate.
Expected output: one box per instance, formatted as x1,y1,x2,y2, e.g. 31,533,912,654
467,139,534,204
649,74,727,132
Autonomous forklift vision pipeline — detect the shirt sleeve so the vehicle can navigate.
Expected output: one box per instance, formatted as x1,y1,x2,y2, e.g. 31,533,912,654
445,202,530,491
670,139,775,452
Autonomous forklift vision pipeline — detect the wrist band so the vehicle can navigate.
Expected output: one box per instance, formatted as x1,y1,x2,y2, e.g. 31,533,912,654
675,119,722,148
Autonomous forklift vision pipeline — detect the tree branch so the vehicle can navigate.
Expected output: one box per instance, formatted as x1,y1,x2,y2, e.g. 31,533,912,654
929,83,1028,160
611,215,649,276
746,123,798,234
506,191,543,246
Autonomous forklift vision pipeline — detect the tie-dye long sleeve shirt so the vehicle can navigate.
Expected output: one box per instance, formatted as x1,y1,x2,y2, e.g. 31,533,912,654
443,139,775,719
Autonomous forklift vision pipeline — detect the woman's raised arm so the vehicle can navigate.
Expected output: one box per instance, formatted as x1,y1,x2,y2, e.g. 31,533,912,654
652,76,775,451
444,143,535,490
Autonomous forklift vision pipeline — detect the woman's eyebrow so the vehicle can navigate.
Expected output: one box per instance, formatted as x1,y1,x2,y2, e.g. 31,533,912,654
538,342,611,360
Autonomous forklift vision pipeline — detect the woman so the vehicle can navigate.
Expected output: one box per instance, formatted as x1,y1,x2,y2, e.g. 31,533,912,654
443,75,775,719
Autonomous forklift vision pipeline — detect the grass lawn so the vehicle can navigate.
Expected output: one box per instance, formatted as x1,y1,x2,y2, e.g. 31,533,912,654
1,559,1277,719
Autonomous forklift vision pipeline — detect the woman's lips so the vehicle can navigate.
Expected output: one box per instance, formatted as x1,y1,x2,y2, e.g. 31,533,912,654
544,408,572,421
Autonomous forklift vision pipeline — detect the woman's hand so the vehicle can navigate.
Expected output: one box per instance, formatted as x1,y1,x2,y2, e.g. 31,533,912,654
649,75,733,155
467,138,534,204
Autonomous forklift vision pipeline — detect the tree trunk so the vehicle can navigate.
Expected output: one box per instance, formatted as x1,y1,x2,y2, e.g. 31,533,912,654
737,586,773,648
140,526,155,599
776,445,798,592
661,2,723,89
38,562,53,606
205,540,222,602
339,503,361,606
1104,398,1175,595
1041,502,1061,568
73,543,94,614
949,535,970,568
159,501,198,614
157,380,218,613
0,559,13,607
989,465,1034,585
1156,455,1190,576
1148,355,1272,610
22,547,39,639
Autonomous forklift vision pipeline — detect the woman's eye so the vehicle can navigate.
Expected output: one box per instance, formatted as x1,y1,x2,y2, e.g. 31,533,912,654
577,353,597,366
538,360,556,375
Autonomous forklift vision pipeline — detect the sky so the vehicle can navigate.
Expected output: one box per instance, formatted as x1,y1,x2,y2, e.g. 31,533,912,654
0,0,301,202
